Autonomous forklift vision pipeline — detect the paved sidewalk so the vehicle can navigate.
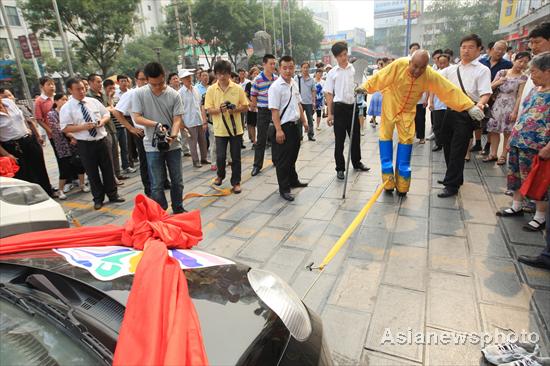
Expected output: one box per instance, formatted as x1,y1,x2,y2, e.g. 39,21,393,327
44,120,549,365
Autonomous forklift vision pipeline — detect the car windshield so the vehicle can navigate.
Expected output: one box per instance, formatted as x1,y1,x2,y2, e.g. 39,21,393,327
0,298,104,365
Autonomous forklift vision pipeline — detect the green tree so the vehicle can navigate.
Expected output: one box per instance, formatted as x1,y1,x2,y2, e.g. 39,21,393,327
280,1,324,64
112,33,180,76
19,0,141,75
426,0,499,55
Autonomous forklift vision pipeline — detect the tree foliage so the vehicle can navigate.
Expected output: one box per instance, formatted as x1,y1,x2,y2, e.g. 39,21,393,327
19,0,141,75
426,0,500,54
112,33,180,77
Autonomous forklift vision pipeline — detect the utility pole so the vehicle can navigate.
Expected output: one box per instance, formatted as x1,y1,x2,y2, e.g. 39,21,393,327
173,1,186,68
187,1,197,67
0,0,31,101
404,0,412,56
52,0,74,76
287,1,292,57
279,0,285,55
271,1,277,57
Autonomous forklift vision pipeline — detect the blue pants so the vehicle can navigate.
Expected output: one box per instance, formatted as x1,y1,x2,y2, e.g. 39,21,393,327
146,149,184,213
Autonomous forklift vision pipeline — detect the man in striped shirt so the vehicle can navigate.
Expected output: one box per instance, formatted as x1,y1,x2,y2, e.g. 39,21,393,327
250,54,277,176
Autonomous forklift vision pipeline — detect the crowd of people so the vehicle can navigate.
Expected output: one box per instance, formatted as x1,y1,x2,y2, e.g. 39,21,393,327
0,22,548,270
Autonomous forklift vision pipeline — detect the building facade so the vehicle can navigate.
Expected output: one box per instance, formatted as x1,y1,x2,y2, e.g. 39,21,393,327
494,0,550,50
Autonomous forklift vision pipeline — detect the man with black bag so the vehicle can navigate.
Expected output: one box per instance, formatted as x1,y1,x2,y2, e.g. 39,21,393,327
132,62,185,213
438,34,492,198
269,56,309,201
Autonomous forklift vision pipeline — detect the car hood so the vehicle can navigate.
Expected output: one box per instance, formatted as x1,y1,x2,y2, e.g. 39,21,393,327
0,250,289,365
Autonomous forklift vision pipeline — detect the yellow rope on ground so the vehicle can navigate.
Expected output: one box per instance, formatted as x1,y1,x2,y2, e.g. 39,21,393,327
183,179,233,201
318,178,392,270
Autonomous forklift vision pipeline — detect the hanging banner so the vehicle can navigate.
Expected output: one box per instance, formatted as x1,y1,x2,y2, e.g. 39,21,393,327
18,36,32,59
28,33,42,57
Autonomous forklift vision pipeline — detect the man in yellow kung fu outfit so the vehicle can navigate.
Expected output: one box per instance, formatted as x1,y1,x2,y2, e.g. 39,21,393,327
358,50,484,196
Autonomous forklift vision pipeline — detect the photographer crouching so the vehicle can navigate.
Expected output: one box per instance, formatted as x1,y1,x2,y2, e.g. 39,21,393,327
132,62,186,213
205,60,249,193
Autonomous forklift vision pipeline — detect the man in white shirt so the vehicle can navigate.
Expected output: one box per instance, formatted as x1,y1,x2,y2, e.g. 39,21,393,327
179,69,208,167
269,55,309,201
60,78,124,210
438,34,492,198
325,41,370,180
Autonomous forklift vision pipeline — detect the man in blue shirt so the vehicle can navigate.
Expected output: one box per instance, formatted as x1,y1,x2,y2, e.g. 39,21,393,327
479,40,513,81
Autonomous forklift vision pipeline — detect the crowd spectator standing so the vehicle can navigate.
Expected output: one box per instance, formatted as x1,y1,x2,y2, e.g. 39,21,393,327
46,93,87,199
428,53,451,152
112,75,135,175
269,55,309,201
313,68,324,131
244,67,260,147
205,60,249,194
179,69,209,168
250,54,277,176
132,62,184,214
484,52,530,165
295,61,317,141
60,78,124,210
102,78,127,183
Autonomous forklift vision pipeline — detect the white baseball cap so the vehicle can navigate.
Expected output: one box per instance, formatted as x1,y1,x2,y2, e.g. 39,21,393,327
178,69,195,78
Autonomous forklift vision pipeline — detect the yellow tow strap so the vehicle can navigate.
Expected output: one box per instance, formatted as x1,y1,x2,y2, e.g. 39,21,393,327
183,179,234,201
318,179,392,270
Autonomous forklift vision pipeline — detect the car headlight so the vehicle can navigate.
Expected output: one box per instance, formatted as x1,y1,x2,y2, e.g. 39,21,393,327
247,269,312,341
0,184,50,205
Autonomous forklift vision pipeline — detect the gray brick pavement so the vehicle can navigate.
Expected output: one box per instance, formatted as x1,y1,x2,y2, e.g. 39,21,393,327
41,115,549,365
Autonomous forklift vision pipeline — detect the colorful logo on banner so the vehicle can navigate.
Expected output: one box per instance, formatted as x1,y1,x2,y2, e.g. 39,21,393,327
53,246,234,281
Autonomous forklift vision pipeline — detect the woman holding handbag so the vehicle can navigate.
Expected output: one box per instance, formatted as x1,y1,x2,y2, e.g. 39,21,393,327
496,52,550,232
484,52,530,164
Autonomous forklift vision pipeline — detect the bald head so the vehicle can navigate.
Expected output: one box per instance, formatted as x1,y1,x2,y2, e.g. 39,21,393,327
409,49,431,78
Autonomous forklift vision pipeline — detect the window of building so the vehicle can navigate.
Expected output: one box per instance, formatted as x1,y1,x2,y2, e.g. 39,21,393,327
506,6,512,16
150,26,155,32
5,6,21,26
50,40,64,58
147,5,151,11
0,38,10,57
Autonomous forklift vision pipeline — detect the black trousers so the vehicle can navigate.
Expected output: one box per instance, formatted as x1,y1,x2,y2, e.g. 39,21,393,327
253,108,272,169
432,109,447,147
441,110,475,192
333,102,361,172
216,135,242,185
77,138,117,204
1,134,52,196
132,134,151,196
415,104,426,139
272,122,301,194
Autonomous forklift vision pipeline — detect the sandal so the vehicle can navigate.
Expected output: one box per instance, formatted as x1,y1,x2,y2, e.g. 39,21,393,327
482,155,498,162
523,219,546,232
497,156,506,165
496,207,524,217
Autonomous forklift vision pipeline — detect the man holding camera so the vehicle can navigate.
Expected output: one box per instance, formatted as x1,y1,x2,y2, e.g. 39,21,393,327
132,62,186,214
60,78,124,210
269,56,309,201
204,60,249,193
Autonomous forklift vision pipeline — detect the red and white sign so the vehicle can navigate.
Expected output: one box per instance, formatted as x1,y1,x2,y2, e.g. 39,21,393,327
18,36,32,59
28,33,41,58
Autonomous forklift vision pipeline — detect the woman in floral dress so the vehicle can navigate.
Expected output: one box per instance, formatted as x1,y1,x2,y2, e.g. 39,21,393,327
47,93,88,199
496,52,550,232
485,52,530,164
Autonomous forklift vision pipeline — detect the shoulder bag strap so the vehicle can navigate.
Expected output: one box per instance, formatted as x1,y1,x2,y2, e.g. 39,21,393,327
456,66,474,103
279,85,294,121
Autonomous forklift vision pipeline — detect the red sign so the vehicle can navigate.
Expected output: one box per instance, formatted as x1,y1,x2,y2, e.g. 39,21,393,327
28,33,41,57
18,36,32,59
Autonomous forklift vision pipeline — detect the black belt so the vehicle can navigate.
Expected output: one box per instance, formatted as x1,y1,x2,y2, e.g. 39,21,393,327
258,107,270,111
334,102,354,107
4,134,31,144
77,137,106,144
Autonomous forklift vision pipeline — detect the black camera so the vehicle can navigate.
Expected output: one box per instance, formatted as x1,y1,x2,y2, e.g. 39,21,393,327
224,101,236,110
152,124,170,152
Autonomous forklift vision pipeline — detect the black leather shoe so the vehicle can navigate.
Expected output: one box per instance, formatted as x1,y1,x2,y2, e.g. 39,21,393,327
308,137,316,141
109,196,125,203
470,144,482,152
354,163,370,172
280,192,295,201
337,171,345,180
437,179,445,185
432,145,442,152
518,255,550,270
94,202,103,210
290,181,308,188
251,167,260,176
437,188,457,198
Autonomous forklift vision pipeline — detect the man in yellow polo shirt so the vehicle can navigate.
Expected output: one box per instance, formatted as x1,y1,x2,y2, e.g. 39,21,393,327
358,50,482,196
205,60,249,193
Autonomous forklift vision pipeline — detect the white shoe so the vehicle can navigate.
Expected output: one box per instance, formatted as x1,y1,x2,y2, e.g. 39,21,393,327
63,183,74,193
80,185,90,193
123,167,136,174
58,191,67,200
499,355,550,366
426,133,435,140
316,126,321,131
482,341,539,365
